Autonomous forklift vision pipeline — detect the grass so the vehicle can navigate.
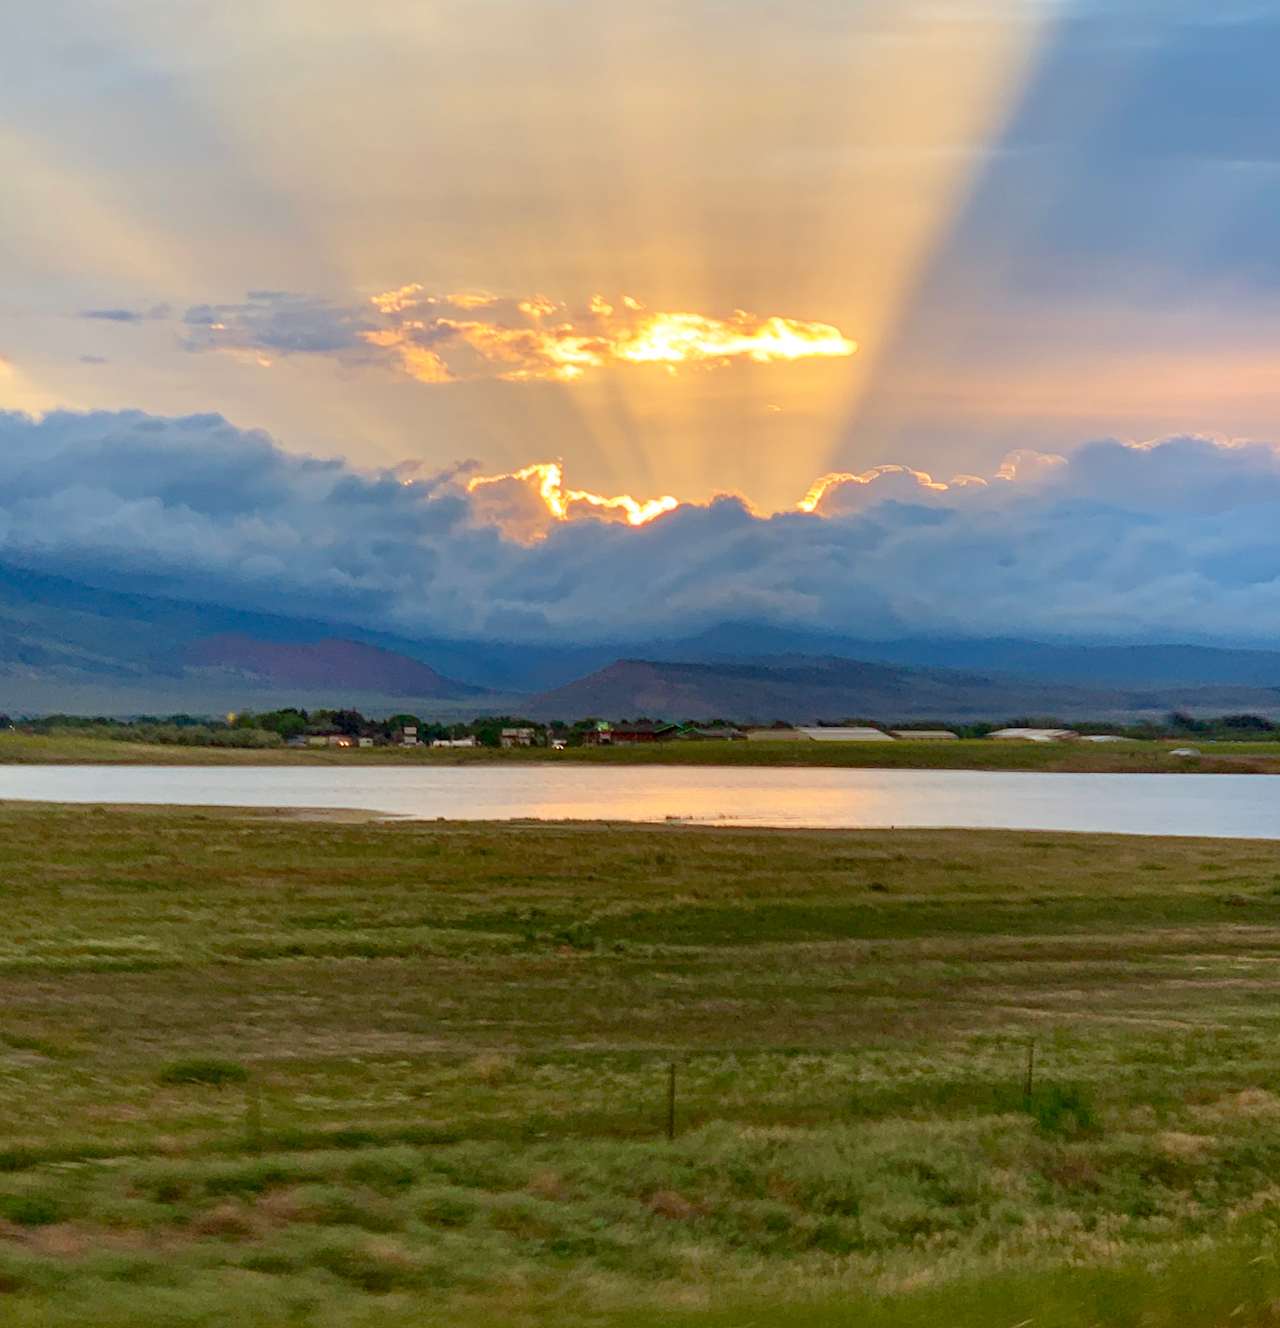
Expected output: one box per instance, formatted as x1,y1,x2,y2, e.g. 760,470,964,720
5,729,1280,772
2,805,1280,1323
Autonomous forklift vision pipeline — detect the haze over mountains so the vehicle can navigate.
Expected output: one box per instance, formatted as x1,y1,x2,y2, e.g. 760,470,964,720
4,561,1280,722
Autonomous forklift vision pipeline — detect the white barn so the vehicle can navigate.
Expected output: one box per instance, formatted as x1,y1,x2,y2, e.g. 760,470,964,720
797,726,895,742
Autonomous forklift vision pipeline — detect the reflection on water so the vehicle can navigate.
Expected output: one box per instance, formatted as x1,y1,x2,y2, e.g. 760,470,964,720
1,764,1279,839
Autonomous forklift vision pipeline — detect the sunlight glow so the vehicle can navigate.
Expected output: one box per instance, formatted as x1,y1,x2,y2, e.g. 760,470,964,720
466,461,679,528
797,464,953,513
360,289,856,385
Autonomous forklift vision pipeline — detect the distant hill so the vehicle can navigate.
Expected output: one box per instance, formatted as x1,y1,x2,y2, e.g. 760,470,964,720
527,656,1280,724
0,563,494,715
643,623,1280,689
184,635,479,698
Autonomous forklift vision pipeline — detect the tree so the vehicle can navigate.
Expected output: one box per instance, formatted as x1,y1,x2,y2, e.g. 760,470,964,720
249,709,308,738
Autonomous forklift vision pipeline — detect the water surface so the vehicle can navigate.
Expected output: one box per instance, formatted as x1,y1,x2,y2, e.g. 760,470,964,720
1,764,1279,838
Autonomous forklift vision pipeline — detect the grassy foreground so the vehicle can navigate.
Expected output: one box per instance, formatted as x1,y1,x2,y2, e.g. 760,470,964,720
5,729,1280,771
4,807,1280,1324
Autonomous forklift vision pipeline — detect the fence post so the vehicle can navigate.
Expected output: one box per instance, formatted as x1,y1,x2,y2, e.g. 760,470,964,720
1023,1039,1036,1102
666,1061,677,1141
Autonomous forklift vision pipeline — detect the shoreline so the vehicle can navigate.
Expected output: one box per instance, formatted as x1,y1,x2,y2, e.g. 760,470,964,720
4,732,1280,774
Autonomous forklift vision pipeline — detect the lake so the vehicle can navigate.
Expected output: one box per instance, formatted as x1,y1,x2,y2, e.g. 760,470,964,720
1,764,1280,838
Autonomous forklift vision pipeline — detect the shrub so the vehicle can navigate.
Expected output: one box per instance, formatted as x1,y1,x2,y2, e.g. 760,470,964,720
290,1185,401,1233
0,1193,63,1226
1027,1084,1098,1138
346,1151,420,1194
419,1190,479,1229
311,1240,421,1293
157,1058,249,1087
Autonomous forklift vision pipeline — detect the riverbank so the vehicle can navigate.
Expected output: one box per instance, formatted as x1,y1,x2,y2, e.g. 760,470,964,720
4,729,1280,772
3,805,1280,1324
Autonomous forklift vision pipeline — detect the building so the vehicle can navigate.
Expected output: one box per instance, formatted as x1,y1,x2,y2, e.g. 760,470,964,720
583,721,679,745
677,725,746,741
400,725,420,747
357,737,374,748
431,736,476,748
744,727,814,742
989,728,1080,742
500,727,537,748
797,726,895,742
890,730,959,741
612,722,680,744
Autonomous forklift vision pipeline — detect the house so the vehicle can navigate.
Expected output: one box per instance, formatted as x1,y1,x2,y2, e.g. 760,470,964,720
431,736,477,748
611,721,680,744
357,737,374,748
400,725,420,747
890,730,959,741
500,727,537,748
797,726,895,742
989,728,1079,742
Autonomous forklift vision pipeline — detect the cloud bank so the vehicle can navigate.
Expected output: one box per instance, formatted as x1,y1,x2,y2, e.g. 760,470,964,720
4,409,1280,645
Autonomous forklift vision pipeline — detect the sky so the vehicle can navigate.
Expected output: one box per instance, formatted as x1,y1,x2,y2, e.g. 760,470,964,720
4,1,1280,643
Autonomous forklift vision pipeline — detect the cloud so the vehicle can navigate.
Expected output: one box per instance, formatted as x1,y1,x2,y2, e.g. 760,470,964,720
798,451,1070,517
181,288,857,385
80,305,170,323
182,293,375,356
4,410,1280,646
466,462,678,542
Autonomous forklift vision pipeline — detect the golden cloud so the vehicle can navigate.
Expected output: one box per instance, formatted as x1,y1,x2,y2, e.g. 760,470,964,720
364,288,856,385
466,461,679,541
464,449,1069,541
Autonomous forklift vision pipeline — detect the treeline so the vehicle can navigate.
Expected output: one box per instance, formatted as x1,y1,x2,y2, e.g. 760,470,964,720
1,714,284,748
3,710,1280,745
0,710,595,749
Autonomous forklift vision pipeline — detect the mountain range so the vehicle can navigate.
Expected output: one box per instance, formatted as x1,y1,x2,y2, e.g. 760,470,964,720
525,657,1280,724
4,560,1280,721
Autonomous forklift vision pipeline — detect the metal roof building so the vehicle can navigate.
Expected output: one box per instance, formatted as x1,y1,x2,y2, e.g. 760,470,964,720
797,726,895,742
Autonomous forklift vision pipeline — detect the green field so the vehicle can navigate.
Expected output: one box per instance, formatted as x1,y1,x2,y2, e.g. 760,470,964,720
4,804,1280,1324
4,729,1280,772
